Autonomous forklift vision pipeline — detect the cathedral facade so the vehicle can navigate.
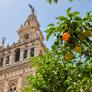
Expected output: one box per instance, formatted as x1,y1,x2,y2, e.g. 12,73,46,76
0,9,45,92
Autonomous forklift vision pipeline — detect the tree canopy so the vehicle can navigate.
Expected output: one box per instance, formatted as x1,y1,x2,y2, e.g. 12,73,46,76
22,0,92,92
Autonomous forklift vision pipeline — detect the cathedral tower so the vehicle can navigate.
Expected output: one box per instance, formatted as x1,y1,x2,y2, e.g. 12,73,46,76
0,5,45,92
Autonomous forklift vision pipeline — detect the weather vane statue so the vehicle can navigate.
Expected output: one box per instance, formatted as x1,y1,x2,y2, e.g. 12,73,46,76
28,4,35,14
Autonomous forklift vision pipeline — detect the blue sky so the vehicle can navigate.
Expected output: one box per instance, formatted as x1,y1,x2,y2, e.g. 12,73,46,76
0,0,92,49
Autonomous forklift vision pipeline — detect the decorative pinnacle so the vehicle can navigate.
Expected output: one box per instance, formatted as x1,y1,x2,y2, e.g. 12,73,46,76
2,37,6,45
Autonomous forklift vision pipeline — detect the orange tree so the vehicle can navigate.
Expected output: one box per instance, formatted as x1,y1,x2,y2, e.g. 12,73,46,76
22,8,92,92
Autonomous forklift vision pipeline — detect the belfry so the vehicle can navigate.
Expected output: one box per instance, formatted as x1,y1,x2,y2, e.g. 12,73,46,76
0,5,45,92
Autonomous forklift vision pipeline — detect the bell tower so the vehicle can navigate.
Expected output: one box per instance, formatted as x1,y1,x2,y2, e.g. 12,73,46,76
0,4,45,92
17,5,44,43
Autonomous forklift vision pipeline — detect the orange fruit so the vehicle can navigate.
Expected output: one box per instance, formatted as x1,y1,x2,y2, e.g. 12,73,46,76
62,32,70,42
75,45,82,52
64,53,73,61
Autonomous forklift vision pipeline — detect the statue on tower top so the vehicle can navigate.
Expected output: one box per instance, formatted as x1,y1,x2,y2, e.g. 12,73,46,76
28,4,35,14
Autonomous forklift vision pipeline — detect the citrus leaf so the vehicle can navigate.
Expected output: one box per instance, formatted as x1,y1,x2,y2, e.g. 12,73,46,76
57,16,67,21
46,0,52,4
69,0,73,2
71,11,80,18
54,0,58,3
48,23,55,27
67,7,71,17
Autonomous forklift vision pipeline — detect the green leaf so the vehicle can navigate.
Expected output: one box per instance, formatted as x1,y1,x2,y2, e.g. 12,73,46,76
86,11,91,17
66,85,74,92
46,27,55,40
74,16,82,21
54,0,58,3
71,11,80,18
46,33,52,40
67,7,71,17
69,0,73,2
48,23,55,27
57,16,67,21
46,0,52,4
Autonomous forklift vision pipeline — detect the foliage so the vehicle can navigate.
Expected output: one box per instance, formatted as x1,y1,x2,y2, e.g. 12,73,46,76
23,8,92,92
46,0,58,4
46,0,73,4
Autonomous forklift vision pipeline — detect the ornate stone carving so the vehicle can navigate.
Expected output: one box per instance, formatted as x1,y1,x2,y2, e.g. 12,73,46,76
8,79,18,92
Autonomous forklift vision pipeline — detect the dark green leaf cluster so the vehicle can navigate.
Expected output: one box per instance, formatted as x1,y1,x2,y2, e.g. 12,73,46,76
22,50,92,92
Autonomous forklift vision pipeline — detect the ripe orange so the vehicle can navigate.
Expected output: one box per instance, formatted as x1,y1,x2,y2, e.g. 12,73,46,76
64,53,73,61
75,45,82,52
62,32,70,42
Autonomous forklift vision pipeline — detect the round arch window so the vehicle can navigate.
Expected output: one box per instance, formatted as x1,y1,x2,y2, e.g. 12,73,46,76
9,83,17,92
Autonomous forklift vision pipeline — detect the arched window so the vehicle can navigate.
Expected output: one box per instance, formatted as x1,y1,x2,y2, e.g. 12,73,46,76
9,83,17,92
15,48,20,62
0,58,3,67
23,49,28,59
6,56,10,64
30,47,35,57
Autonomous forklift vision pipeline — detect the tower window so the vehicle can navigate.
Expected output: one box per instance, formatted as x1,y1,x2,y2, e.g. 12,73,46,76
30,47,34,57
0,58,3,67
15,48,20,62
6,56,10,64
23,50,28,59
9,83,17,92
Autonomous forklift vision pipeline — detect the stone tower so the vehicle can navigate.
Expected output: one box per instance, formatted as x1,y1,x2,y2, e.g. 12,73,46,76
0,6,45,92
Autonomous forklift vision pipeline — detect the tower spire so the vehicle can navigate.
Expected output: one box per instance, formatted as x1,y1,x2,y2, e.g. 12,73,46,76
2,37,6,46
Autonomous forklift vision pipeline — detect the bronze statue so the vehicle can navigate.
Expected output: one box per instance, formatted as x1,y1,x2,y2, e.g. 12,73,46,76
28,4,35,14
